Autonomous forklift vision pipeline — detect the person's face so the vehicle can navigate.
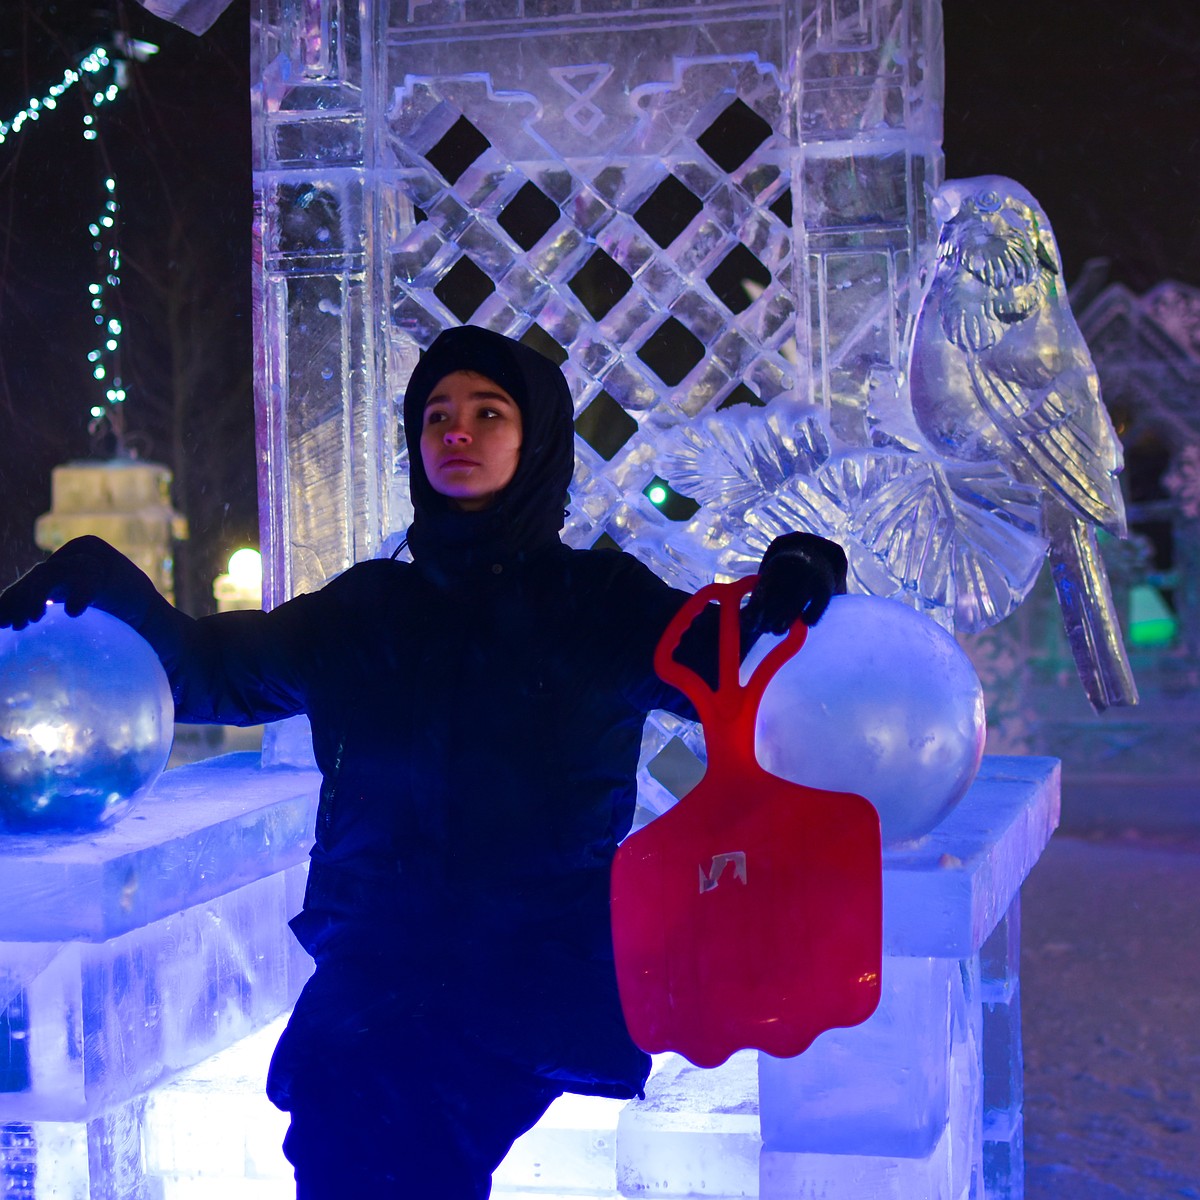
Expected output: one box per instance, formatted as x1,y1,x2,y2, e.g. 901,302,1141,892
420,370,523,511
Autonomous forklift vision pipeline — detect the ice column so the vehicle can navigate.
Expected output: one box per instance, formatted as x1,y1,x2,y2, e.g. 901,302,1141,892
795,3,942,442
757,756,1055,1199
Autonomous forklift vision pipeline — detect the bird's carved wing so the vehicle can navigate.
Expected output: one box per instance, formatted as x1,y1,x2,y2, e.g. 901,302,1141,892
970,332,1126,533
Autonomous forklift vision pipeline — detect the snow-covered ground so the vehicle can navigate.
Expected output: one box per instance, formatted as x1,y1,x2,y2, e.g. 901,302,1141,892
1021,831,1200,1199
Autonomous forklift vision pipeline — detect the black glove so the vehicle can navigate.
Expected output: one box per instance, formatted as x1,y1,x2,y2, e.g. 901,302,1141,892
742,532,848,635
0,535,166,632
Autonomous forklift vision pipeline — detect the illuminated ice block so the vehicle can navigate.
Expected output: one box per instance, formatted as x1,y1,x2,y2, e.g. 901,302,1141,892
614,1052,762,1198
65,755,1053,1200
0,1101,150,1200
0,754,319,1124
758,756,1058,1200
143,1014,293,1197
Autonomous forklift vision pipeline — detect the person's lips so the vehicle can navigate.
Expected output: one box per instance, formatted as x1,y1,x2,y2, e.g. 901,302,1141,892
438,456,480,469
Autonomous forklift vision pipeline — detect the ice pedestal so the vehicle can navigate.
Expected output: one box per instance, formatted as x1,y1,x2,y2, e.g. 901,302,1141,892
0,754,319,1196
500,754,1056,1200
758,955,982,1199
613,1052,762,1198
144,1014,293,1200
759,756,1057,1200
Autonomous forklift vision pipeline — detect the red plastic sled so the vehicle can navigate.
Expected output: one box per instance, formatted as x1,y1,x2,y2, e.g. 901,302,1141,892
610,577,882,1068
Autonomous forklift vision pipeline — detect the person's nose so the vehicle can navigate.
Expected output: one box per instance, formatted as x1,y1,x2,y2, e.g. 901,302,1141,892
442,420,471,444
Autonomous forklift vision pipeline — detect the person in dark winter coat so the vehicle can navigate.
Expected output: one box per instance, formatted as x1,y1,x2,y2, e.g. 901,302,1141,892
0,325,848,1199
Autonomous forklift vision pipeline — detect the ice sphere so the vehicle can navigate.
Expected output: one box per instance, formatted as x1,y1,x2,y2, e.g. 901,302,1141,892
745,594,985,844
0,606,173,834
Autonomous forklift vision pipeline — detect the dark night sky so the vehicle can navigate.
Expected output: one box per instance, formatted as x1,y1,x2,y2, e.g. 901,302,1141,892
942,3,1200,294
0,0,254,611
0,0,1197,605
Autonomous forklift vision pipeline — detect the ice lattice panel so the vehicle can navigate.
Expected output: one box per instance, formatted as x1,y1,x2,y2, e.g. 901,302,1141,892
254,0,1059,655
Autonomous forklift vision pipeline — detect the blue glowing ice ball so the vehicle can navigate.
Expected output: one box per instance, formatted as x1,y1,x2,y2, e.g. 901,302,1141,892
746,595,986,844
0,605,173,833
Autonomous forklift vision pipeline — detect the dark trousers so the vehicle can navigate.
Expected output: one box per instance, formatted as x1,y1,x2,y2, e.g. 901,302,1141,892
267,963,564,1198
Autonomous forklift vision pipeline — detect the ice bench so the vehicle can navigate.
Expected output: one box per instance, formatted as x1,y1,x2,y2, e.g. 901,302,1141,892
0,755,1057,1198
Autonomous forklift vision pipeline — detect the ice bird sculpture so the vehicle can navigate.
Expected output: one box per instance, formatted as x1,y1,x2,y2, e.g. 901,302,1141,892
909,176,1137,711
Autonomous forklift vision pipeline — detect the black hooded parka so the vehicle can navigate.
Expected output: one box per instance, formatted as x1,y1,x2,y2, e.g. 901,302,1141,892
161,327,725,1098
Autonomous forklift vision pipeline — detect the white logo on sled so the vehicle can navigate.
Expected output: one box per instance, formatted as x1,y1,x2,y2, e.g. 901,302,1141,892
699,851,747,894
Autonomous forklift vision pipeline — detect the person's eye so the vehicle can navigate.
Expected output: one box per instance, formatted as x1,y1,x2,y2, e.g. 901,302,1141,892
425,410,447,425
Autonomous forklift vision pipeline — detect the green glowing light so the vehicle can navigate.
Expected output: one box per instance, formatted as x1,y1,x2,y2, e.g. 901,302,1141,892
1128,583,1177,648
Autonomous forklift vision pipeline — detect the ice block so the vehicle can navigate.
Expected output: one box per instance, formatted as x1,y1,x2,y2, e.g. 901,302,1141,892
0,754,320,1122
758,756,1058,1199
109,755,1053,1200
0,753,318,944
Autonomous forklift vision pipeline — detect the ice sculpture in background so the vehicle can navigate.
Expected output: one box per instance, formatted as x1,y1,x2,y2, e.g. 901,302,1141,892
253,0,1132,726
910,176,1138,711
0,606,173,832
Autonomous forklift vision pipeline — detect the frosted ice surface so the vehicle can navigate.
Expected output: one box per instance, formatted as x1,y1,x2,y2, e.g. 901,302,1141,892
615,1051,761,1198
493,1091,625,1195
0,752,319,942
0,754,319,1120
881,755,1059,958
144,1013,292,1191
0,865,312,1123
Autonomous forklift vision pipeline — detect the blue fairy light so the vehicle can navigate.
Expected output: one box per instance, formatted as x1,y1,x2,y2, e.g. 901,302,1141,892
1,39,157,443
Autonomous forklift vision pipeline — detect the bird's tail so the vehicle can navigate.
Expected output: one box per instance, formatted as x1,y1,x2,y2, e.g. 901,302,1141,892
1045,504,1139,712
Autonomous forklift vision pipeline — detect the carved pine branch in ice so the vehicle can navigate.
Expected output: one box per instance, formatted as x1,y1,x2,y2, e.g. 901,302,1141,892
658,410,831,516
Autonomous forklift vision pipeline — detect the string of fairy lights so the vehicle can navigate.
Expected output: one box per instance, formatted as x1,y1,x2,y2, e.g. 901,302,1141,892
1,38,156,448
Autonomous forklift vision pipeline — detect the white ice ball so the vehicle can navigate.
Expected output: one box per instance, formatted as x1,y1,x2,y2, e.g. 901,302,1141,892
0,605,173,833
745,594,985,844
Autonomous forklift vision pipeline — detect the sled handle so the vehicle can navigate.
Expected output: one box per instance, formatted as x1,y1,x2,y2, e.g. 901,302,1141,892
654,577,808,736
